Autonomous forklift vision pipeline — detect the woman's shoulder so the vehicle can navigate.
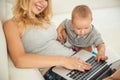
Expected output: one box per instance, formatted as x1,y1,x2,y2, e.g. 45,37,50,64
3,18,21,36
4,19,27,37
3,18,22,30
4,18,16,27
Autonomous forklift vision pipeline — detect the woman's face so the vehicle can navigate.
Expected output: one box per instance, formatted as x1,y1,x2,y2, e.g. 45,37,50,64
30,0,48,15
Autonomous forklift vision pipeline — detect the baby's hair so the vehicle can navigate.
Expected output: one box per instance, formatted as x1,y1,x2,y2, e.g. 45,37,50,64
72,5,92,19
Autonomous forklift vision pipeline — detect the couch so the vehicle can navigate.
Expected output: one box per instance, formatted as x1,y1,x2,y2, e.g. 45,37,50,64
0,0,45,80
0,0,120,80
0,19,45,79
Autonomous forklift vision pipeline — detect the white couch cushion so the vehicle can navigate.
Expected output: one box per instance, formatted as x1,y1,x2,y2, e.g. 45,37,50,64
0,0,45,79
8,57,44,80
0,20,44,80
0,21,9,80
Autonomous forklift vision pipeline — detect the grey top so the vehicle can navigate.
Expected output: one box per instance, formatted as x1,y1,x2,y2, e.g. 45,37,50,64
61,19,104,48
21,24,73,56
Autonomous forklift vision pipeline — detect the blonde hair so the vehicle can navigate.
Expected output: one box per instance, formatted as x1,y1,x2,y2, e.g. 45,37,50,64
13,0,53,27
72,5,92,21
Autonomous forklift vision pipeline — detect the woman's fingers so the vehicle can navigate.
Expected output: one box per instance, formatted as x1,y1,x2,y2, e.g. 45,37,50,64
64,57,92,72
77,64,85,72
76,58,91,71
80,61,92,70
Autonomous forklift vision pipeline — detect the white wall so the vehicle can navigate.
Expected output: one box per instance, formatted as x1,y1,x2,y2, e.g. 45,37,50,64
1,0,120,17
0,0,6,22
52,0,120,14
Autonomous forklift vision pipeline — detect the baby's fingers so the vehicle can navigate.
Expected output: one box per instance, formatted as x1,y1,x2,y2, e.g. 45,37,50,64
57,34,62,40
101,56,108,61
95,56,101,62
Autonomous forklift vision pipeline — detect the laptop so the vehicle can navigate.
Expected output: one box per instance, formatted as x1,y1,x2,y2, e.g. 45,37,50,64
52,50,115,80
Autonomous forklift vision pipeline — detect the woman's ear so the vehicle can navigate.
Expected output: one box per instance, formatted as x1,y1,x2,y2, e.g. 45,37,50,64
91,17,93,21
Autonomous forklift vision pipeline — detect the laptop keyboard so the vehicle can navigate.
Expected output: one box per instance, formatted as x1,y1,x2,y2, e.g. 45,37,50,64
66,56,109,80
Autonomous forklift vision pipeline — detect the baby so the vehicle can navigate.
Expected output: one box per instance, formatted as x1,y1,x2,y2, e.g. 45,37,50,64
57,5,108,62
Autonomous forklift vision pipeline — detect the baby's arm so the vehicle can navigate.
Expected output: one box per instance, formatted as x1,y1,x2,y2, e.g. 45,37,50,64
96,43,108,62
57,24,67,44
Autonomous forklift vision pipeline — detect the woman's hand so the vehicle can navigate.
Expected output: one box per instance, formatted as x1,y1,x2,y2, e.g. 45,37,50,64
62,57,92,72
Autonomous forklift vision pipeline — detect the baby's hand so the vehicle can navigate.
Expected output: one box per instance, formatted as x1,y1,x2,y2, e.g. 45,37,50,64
95,53,108,62
57,29,67,44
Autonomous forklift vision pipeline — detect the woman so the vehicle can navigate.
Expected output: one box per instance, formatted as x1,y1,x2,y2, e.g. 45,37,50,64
3,0,91,79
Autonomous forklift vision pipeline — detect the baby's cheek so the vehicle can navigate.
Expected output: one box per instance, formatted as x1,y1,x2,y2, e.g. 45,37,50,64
85,30,90,35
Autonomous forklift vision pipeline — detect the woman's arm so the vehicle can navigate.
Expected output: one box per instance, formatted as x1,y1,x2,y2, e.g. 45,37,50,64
3,20,91,71
3,20,65,68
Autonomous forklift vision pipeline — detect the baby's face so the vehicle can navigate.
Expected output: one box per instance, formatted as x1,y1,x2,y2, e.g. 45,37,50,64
71,17,92,36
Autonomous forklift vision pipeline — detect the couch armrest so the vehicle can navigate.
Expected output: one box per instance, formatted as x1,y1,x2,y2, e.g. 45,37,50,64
8,57,45,80
0,21,9,80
